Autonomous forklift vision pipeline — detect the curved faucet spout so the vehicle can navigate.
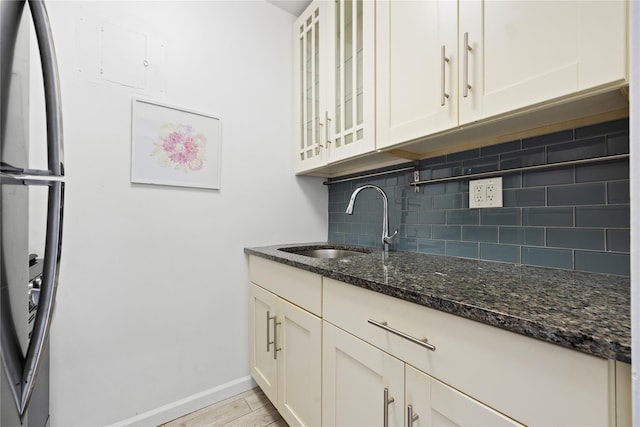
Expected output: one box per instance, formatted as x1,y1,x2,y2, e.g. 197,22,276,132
345,185,398,252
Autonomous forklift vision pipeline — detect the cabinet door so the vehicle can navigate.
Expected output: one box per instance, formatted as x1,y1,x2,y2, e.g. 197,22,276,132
326,0,376,163
376,0,457,149
249,283,278,403
323,322,404,427
276,299,322,427
293,0,328,173
459,0,627,125
405,365,523,427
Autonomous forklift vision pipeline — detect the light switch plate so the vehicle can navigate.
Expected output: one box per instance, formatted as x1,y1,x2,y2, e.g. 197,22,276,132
469,177,503,208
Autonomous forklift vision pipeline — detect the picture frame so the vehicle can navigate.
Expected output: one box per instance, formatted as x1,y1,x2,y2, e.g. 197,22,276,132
131,98,222,189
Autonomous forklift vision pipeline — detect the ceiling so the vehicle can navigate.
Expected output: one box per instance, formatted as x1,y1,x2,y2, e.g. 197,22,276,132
266,0,312,16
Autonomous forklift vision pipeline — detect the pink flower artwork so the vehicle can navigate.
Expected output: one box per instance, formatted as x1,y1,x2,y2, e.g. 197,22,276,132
150,123,207,172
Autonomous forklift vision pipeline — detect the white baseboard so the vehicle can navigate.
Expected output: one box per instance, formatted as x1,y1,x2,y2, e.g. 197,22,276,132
109,376,257,426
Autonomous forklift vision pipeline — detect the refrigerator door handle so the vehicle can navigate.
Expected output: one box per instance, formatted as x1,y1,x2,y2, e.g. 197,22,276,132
19,180,64,417
29,0,64,176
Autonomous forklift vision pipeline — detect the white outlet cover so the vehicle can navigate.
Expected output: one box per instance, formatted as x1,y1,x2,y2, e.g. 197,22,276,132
469,177,503,208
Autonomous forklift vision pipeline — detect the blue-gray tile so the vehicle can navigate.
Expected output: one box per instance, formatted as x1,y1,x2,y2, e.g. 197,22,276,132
423,183,446,196
334,222,352,233
462,226,499,243
575,205,630,228
575,118,629,138
434,193,463,209
547,136,606,163
547,183,606,206
417,239,446,255
405,224,431,239
607,132,630,155
502,173,522,189
523,207,574,227
607,229,630,253
499,227,545,246
446,181,469,193
575,160,629,183
500,147,545,169
420,155,447,166
419,210,446,225
447,209,479,225
480,139,521,156
398,238,418,251
480,208,521,225
480,243,520,263
446,241,479,259
522,247,573,269
574,251,630,276
523,168,573,187
403,195,432,211
462,155,499,174
607,180,629,204
547,228,605,250
357,234,377,247
503,187,546,207
432,225,461,240
447,148,480,162
522,129,573,148
432,162,463,179
328,231,346,243
400,210,420,224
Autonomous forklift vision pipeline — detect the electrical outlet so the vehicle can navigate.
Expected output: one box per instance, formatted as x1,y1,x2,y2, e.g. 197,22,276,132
469,177,503,208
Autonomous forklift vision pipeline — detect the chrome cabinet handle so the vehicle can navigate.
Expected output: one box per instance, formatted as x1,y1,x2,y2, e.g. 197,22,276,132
368,319,436,351
318,120,324,148
325,111,332,145
384,388,395,427
408,404,419,427
440,45,450,106
463,32,472,98
266,311,275,352
272,315,281,360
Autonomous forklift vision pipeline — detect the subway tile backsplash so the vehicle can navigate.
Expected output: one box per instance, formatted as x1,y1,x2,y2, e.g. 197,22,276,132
328,118,630,276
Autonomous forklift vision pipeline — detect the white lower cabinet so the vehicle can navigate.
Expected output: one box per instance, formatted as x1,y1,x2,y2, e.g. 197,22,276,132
248,257,322,427
249,256,631,426
405,365,522,427
323,321,522,427
322,322,404,427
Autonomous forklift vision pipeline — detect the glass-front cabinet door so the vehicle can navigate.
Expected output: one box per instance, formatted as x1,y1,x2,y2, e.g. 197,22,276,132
293,1,327,173
293,0,375,174
327,0,375,163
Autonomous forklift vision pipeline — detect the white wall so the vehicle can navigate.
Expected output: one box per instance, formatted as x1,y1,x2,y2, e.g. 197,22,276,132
45,1,327,425
630,0,639,423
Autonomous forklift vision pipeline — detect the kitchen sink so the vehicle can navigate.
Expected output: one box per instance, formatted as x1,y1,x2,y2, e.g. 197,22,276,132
279,246,373,259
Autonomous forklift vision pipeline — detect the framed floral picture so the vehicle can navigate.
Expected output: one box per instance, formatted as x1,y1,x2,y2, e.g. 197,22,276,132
131,98,221,189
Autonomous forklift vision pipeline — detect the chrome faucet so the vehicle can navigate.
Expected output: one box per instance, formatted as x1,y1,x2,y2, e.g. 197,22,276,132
346,184,398,252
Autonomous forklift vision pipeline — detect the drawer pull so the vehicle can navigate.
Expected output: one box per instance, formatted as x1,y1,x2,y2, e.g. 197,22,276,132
383,388,395,427
368,319,436,351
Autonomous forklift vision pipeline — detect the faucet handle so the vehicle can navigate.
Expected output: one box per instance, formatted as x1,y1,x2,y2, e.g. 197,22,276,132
384,229,398,244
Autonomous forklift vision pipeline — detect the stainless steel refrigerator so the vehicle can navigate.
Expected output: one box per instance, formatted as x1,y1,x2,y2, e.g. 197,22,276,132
1,0,63,425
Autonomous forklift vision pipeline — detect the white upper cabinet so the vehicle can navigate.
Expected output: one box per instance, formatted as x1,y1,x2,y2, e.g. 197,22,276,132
376,0,458,149
294,0,376,173
376,0,628,151
326,0,376,163
293,1,327,173
460,0,628,125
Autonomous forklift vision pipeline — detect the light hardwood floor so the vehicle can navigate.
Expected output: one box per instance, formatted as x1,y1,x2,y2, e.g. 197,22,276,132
160,388,288,427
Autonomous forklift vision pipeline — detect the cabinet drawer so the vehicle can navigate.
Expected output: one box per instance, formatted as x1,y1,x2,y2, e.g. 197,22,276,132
249,256,322,316
323,278,614,426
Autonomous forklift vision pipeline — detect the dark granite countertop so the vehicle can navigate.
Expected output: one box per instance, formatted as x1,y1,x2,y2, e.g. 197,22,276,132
245,243,631,363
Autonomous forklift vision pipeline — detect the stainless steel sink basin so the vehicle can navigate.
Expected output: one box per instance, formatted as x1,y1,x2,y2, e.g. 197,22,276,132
279,246,372,259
